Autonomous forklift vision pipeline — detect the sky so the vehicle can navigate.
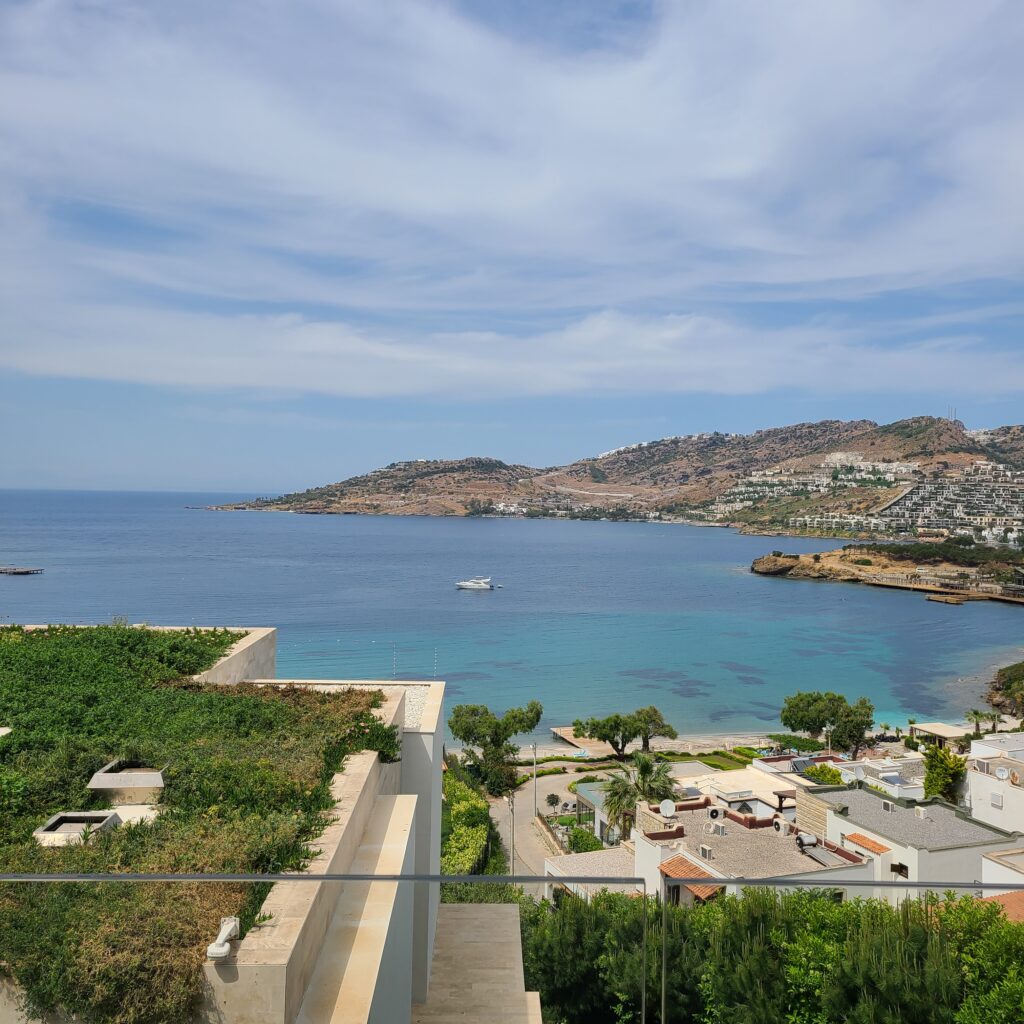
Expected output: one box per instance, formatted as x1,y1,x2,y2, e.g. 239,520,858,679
2,0,1023,491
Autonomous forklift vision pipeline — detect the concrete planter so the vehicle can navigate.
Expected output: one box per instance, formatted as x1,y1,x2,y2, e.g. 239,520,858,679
33,811,121,847
87,759,164,805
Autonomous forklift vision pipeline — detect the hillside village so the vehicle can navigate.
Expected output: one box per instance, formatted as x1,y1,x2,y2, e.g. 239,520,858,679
220,418,1024,541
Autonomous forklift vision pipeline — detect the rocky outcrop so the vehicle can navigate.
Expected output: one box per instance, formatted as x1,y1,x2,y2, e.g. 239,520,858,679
751,553,864,582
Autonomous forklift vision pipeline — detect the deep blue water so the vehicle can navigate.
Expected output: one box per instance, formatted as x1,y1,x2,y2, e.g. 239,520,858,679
2,490,1022,741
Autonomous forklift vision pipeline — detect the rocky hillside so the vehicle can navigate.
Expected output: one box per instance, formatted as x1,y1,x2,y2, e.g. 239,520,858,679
218,416,1022,518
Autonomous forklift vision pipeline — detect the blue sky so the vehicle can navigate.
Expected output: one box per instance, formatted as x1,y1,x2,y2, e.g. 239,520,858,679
2,1,1023,491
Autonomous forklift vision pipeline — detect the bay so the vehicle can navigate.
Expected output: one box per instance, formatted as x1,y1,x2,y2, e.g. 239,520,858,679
2,489,1022,743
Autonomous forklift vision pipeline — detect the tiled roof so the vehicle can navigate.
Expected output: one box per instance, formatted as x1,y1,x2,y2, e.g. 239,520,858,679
982,891,1024,922
844,832,891,855
659,854,724,901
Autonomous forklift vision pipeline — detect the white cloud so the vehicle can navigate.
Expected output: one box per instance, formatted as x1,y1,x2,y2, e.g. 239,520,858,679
0,0,1022,396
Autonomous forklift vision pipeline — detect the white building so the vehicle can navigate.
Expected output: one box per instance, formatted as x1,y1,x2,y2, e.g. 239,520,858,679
836,754,926,801
798,783,1021,904
967,733,1024,831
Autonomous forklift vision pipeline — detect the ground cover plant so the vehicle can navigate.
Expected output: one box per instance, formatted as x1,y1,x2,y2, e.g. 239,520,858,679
0,625,398,1024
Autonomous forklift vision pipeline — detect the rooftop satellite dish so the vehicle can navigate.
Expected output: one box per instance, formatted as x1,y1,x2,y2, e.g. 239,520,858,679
996,767,1011,781
659,798,676,818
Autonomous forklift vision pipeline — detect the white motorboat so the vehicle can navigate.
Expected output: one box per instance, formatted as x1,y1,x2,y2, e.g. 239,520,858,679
456,576,494,590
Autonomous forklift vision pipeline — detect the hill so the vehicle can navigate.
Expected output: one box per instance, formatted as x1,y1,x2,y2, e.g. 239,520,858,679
218,416,1023,524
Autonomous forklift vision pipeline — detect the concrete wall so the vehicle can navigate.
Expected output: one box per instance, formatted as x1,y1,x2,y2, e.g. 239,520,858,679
194,627,277,684
203,751,399,1024
982,854,1024,895
398,684,445,1004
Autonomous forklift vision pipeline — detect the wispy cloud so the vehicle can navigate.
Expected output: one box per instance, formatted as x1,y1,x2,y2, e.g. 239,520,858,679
1,0,1022,398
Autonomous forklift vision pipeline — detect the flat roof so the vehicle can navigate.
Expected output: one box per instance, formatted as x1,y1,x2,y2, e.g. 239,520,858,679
544,846,637,897
911,722,966,740
654,808,858,878
574,781,608,812
984,848,1024,877
817,788,1011,850
973,734,1024,754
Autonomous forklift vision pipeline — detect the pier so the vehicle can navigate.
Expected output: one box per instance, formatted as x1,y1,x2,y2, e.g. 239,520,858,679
0,567,44,575
549,726,617,758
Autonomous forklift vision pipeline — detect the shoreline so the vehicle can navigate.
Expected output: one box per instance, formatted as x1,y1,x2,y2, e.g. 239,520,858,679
210,503,892,543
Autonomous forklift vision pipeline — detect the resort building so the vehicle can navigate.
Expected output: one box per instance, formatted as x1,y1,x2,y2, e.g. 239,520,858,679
908,722,966,749
797,783,1021,904
967,733,1024,831
544,801,871,903
835,754,926,801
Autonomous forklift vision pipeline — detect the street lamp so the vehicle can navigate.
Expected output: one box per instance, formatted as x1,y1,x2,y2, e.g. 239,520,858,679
504,791,516,878
532,741,538,819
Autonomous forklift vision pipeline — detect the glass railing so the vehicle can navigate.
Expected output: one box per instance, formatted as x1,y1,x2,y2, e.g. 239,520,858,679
2,871,1022,1023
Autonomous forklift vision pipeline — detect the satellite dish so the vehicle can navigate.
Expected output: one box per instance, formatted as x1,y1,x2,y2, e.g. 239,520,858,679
659,798,676,818
996,767,1010,781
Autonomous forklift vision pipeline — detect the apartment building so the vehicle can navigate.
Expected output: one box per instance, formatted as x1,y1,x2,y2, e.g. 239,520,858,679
797,783,1020,904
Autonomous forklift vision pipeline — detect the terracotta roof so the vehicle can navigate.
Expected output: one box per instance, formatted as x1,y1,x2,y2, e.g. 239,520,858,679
659,855,724,901
845,832,891,855
983,891,1024,922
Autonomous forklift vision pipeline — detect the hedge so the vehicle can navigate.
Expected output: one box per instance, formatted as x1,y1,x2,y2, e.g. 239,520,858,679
568,827,604,853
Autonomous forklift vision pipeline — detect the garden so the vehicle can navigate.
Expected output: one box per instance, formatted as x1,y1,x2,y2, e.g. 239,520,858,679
0,625,398,1024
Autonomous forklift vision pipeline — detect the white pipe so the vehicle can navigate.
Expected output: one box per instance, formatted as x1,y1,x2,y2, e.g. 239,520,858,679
206,916,240,960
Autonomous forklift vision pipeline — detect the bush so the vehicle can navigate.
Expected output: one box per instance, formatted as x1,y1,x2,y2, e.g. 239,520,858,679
905,736,920,751
852,557,874,566
803,763,843,785
440,823,489,874
568,774,600,793
767,733,825,753
567,827,604,853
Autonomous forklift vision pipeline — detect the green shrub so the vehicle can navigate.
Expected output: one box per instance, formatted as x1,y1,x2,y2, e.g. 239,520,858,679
567,827,604,853
852,557,874,566
905,736,920,751
803,763,843,785
440,823,489,874
568,774,600,793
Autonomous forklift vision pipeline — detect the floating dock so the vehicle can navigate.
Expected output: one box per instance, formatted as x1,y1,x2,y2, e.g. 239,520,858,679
927,594,965,605
550,726,617,758
0,567,43,575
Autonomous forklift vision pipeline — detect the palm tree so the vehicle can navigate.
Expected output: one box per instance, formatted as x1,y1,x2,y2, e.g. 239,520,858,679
894,726,904,740
966,709,987,738
988,710,1003,733
878,722,891,740
601,754,676,840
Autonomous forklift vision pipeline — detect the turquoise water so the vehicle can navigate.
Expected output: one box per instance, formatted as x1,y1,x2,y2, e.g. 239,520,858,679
2,490,1021,741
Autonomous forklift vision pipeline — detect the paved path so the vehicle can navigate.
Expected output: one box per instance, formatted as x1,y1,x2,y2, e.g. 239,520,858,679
488,768,613,896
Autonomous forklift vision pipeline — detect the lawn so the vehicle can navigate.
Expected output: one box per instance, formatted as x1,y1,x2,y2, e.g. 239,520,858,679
0,625,398,1024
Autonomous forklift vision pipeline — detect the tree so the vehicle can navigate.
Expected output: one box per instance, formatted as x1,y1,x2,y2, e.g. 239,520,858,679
878,722,891,737
449,700,543,796
545,792,560,816
988,710,1003,733
780,691,846,737
632,705,678,752
966,709,987,738
924,744,967,802
601,753,676,839
829,697,875,760
572,712,641,759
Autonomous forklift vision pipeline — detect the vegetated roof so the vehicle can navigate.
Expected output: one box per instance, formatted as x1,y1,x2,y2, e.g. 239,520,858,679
0,625,396,1024
817,787,1011,850
659,854,725,900
845,832,891,855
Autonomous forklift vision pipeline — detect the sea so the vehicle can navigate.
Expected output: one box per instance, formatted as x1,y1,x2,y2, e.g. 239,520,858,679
2,489,1022,744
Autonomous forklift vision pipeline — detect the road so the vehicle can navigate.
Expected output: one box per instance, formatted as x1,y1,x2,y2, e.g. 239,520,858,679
488,766,614,896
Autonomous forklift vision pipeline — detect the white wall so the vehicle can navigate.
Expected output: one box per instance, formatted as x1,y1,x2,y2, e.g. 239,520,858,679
973,737,1024,760
982,855,1024,895
967,770,1024,831
400,693,444,1005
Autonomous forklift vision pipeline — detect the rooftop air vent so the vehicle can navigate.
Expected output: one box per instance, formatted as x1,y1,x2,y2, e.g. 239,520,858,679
87,759,164,806
33,811,121,847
